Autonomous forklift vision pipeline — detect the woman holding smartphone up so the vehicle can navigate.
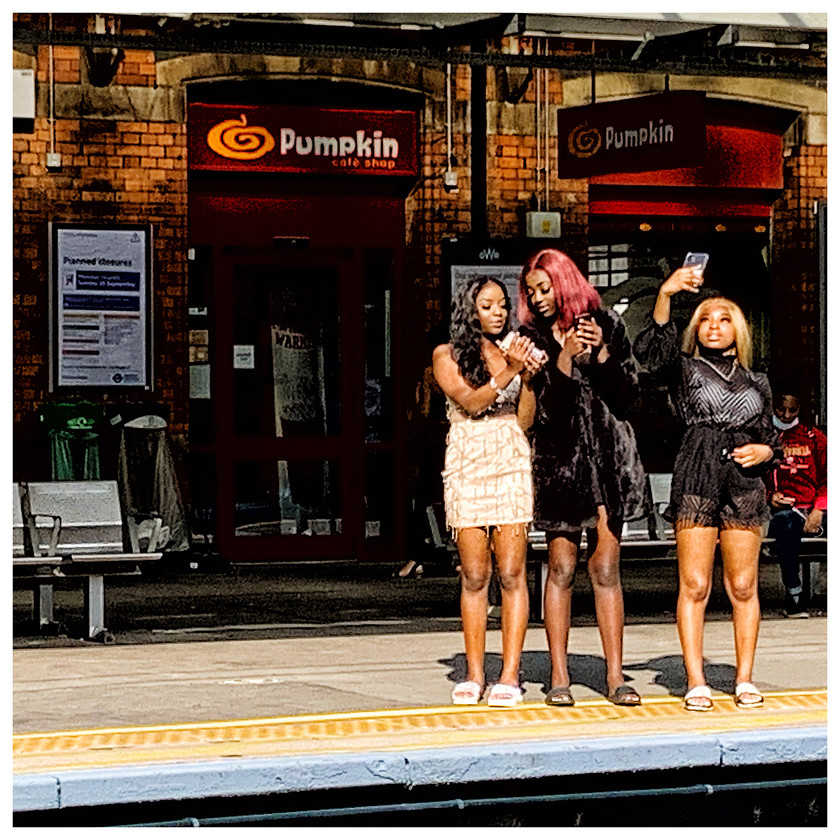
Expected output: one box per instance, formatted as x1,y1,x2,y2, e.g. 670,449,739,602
433,276,543,707
634,264,780,712
517,249,648,707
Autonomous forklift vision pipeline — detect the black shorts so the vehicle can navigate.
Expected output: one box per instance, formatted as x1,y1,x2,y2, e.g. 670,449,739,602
667,427,770,531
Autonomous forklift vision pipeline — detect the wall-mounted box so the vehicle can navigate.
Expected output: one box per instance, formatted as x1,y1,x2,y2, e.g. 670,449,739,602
13,68,35,133
526,211,561,238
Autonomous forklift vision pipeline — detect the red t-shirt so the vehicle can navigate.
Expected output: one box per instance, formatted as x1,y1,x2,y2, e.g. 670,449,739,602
766,423,827,510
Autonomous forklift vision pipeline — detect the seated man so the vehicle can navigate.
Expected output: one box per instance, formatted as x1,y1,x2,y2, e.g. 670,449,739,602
766,389,827,618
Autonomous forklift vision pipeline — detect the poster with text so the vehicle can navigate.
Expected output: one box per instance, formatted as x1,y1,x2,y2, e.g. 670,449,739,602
52,225,152,388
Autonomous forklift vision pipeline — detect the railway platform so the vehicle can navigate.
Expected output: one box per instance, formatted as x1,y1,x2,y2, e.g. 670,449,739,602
13,609,827,825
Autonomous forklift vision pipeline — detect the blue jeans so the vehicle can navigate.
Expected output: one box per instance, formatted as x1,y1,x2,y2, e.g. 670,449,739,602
768,508,824,594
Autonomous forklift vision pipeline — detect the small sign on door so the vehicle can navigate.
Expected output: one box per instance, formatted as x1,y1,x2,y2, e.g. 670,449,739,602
233,345,255,369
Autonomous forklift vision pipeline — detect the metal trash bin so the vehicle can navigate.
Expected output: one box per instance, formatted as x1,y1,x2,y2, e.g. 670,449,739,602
39,401,104,480
117,415,189,553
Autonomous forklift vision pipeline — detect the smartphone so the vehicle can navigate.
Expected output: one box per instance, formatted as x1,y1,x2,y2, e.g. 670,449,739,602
683,252,709,287
499,331,548,364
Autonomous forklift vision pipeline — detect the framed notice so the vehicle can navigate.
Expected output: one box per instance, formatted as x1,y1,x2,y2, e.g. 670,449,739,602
50,223,153,389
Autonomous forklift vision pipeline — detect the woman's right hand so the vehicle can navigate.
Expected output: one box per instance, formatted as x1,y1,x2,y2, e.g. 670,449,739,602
560,328,586,360
661,267,702,297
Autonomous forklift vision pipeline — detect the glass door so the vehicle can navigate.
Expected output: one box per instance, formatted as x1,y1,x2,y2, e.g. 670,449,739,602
214,247,355,561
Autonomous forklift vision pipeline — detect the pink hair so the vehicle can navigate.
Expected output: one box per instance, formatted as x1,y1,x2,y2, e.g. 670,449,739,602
517,248,601,330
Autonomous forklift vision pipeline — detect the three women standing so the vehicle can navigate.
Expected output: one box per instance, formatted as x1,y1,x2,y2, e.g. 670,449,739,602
634,269,779,711
518,249,648,707
433,276,543,707
436,252,776,712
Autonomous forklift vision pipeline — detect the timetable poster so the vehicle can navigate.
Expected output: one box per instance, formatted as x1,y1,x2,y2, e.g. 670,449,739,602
53,225,151,388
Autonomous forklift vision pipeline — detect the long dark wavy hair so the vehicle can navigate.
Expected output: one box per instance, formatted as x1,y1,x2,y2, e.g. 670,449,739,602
450,276,511,388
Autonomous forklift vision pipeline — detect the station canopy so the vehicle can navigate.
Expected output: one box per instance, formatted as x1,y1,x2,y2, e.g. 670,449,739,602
13,12,826,83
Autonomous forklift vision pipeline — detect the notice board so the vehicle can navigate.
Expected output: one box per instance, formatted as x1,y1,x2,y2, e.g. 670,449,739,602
50,223,153,389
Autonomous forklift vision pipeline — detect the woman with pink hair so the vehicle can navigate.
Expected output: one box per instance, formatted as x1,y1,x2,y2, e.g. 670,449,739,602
518,248,648,707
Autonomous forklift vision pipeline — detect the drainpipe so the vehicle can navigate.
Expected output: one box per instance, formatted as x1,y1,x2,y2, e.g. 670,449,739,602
470,39,487,239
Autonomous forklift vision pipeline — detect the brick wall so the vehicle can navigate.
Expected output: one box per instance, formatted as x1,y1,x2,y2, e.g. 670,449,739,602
12,109,189,478
405,63,472,345
771,144,827,422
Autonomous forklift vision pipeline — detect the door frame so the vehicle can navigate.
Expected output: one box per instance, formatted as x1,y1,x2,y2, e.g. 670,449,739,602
213,245,361,562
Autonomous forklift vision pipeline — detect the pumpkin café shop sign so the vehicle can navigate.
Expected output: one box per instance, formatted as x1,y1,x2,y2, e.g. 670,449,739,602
188,103,419,177
556,91,707,178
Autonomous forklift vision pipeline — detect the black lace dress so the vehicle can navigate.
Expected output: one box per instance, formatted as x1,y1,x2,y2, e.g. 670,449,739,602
522,307,649,532
634,318,781,529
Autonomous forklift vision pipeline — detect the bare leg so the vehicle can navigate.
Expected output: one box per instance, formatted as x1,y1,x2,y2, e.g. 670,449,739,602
492,524,530,686
720,527,762,701
456,528,493,687
585,506,627,695
544,531,579,689
675,526,719,691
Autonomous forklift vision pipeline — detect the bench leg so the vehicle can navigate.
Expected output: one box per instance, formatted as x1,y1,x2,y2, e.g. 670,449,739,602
805,560,826,601
33,584,55,628
84,575,107,640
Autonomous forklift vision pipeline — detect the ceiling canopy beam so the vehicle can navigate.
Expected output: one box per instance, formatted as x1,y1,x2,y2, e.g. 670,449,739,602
12,21,825,86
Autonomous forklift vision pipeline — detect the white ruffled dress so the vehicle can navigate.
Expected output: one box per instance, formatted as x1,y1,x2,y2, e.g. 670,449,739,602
442,374,533,534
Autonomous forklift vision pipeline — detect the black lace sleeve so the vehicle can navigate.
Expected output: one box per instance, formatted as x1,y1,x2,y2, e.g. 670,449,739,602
633,316,682,381
586,308,638,420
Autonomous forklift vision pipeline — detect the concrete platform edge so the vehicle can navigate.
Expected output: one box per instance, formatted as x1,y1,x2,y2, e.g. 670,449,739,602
13,725,828,813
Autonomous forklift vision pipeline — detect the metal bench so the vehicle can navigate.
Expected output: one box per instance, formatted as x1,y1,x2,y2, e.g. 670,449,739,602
13,481,164,642
13,483,64,630
425,503,458,560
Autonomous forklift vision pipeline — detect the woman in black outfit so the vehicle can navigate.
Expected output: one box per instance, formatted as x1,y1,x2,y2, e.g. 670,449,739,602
517,248,648,707
634,267,780,712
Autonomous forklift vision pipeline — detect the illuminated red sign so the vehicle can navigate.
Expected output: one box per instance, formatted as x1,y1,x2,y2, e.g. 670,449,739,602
188,103,419,177
557,92,706,178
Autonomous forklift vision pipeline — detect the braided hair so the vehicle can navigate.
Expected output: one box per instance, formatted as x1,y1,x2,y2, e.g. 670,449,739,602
449,276,510,389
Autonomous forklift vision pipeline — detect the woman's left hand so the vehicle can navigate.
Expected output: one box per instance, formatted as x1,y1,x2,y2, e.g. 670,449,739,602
731,443,774,468
498,334,537,373
519,351,544,382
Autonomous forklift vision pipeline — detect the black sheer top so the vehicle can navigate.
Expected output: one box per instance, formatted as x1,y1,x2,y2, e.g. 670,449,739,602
634,318,780,453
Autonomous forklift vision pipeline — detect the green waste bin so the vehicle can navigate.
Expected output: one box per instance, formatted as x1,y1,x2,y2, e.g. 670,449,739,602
39,402,104,480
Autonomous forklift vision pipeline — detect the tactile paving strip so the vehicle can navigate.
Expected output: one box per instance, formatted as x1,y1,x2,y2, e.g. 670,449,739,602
13,690,827,775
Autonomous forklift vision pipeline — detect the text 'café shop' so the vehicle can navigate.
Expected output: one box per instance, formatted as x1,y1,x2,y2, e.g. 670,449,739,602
187,100,420,563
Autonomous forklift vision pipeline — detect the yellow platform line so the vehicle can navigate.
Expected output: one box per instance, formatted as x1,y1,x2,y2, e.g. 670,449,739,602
13,689,826,776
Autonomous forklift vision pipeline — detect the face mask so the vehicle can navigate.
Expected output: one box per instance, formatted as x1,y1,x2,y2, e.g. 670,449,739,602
773,415,799,431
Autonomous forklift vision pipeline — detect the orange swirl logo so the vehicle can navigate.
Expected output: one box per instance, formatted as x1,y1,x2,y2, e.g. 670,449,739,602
567,122,602,158
206,114,276,160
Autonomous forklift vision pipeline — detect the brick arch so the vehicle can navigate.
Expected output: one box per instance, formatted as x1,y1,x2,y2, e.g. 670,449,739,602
155,52,446,101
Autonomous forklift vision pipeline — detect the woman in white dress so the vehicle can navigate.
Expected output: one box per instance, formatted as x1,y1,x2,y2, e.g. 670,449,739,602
432,276,544,706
